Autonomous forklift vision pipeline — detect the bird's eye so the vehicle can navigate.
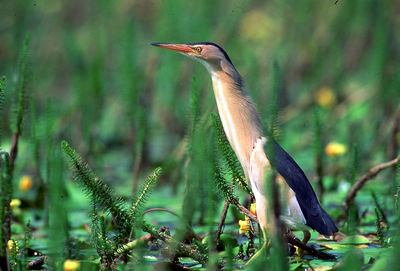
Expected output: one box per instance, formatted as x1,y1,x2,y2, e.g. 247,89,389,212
194,47,202,53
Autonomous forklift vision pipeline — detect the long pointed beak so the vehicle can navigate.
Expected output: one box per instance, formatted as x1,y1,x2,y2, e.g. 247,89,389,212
151,43,192,54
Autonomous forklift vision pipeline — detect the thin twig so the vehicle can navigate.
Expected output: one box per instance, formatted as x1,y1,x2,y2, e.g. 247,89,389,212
215,201,230,247
142,224,208,265
143,208,181,218
228,198,258,223
115,234,152,255
285,230,335,260
341,157,399,218
27,256,46,270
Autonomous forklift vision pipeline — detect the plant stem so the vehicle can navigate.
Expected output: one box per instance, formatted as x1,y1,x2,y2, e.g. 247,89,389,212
215,201,229,247
342,157,399,219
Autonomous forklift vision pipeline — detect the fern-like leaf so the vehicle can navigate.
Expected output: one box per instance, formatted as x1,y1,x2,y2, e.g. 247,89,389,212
130,167,161,218
0,76,5,113
89,202,102,254
11,33,30,134
0,76,5,144
61,141,132,235
214,162,237,202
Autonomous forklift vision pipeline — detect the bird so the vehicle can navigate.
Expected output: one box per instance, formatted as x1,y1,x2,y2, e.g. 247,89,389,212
151,42,338,245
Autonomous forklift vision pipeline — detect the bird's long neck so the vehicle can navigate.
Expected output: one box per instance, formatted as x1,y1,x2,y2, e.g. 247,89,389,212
210,69,263,174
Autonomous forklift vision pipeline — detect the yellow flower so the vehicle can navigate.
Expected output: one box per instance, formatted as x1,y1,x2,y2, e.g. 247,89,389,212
238,220,250,234
250,203,257,216
10,199,21,209
19,175,33,192
325,142,347,157
64,259,80,271
315,86,336,108
8,240,18,253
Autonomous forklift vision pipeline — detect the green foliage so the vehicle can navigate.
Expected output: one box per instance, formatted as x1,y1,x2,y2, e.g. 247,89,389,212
266,60,281,141
29,96,39,167
131,167,162,218
375,208,385,246
0,152,11,267
394,157,400,211
90,205,114,267
191,77,200,133
349,144,359,184
22,221,32,267
11,33,30,135
47,147,69,268
62,140,163,267
371,190,387,225
0,76,5,144
346,203,359,235
312,107,323,156
391,164,400,270
0,76,5,109
313,106,324,199
0,153,12,215
334,249,364,271
61,141,132,236
182,78,208,226
214,162,236,202
131,105,147,196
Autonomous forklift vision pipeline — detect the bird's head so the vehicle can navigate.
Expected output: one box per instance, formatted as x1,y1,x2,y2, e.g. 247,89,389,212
151,42,234,74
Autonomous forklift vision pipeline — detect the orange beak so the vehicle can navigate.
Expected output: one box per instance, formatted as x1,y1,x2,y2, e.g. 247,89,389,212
151,43,192,54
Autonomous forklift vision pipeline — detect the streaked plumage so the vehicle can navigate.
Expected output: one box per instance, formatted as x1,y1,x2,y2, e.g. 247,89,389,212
151,42,338,237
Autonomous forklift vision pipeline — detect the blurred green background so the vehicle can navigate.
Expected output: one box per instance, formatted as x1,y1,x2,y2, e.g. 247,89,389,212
1,0,400,268
1,0,399,173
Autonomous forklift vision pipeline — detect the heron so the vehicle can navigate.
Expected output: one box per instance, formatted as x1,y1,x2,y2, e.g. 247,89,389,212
151,42,338,250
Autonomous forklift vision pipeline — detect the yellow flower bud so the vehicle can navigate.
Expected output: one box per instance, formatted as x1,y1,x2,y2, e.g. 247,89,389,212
325,142,347,157
315,86,336,108
250,203,257,216
10,199,21,209
64,259,80,271
8,240,18,253
19,175,33,192
238,220,250,234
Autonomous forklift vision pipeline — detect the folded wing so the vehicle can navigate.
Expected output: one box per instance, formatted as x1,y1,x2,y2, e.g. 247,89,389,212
264,139,338,235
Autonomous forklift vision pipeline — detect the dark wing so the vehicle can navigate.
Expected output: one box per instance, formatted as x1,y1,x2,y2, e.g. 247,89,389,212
264,139,338,235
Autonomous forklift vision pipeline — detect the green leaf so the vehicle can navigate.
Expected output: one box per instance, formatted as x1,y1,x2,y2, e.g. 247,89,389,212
340,235,371,245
